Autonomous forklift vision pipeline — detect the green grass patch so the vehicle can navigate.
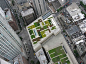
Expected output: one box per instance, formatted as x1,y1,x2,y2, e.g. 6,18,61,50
38,32,42,38
33,42,37,44
48,46,70,63
40,31,46,38
28,25,35,29
64,57,68,60
31,35,35,39
66,60,70,64
59,54,66,59
50,54,55,58
42,34,46,38
34,22,40,27
48,48,56,54
51,26,56,30
43,26,47,29
55,62,61,64
29,30,33,35
45,21,50,26
42,22,44,26
45,29,48,31
34,23,38,27
52,57,60,63
36,26,41,29
48,20,52,25
61,57,69,64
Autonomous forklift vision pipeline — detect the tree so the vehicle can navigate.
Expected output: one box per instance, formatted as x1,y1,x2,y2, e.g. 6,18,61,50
31,60,34,64
63,30,65,32
57,9,59,12
36,61,40,64
74,50,79,57
19,37,23,40
80,1,83,6
12,0,15,6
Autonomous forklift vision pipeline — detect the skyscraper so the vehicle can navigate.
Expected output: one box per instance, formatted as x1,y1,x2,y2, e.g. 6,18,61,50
0,7,24,61
31,0,47,16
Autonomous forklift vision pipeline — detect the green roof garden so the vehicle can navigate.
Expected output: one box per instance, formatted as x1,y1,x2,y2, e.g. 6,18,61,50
26,15,57,45
48,46,70,64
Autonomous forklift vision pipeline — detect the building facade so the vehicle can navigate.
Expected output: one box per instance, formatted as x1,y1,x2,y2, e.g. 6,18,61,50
21,7,36,25
0,58,11,64
31,0,47,16
0,7,26,62
5,8,19,31
13,54,29,64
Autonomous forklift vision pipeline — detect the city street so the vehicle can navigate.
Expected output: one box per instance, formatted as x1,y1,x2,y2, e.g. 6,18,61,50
18,28,38,63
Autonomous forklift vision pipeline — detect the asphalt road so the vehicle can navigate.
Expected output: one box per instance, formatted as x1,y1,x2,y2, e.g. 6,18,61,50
18,28,38,63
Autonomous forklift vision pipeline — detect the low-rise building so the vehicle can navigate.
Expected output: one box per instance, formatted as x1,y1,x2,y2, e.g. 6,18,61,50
26,12,78,64
14,0,36,25
72,35,86,64
75,40,86,56
79,19,86,33
66,3,84,22
66,25,82,39
48,0,69,13
21,7,36,25
16,1,31,12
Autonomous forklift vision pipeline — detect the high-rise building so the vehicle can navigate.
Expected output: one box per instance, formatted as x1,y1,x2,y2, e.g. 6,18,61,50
0,58,11,64
4,8,19,31
0,7,26,62
31,0,47,16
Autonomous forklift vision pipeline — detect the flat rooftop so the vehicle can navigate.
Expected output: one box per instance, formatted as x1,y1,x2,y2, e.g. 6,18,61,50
66,3,84,22
58,0,69,6
42,32,78,64
15,0,27,4
5,9,13,21
48,46,70,64
51,0,61,10
21,8,34,17
26,15,60,49
66,25,80,36
66,3,80,16
48,0,61,13
35,48,47,64
48,0,69,13
79,19,86,33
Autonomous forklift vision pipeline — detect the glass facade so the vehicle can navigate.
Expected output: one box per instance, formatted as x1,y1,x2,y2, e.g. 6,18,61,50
0,13,22,60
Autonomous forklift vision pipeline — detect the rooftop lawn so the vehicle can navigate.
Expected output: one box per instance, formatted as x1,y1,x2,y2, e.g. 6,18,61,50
48,46,70,64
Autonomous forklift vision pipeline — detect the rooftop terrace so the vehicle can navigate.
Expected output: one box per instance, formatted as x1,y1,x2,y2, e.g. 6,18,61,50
48,46,70,64
26,15,60,47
